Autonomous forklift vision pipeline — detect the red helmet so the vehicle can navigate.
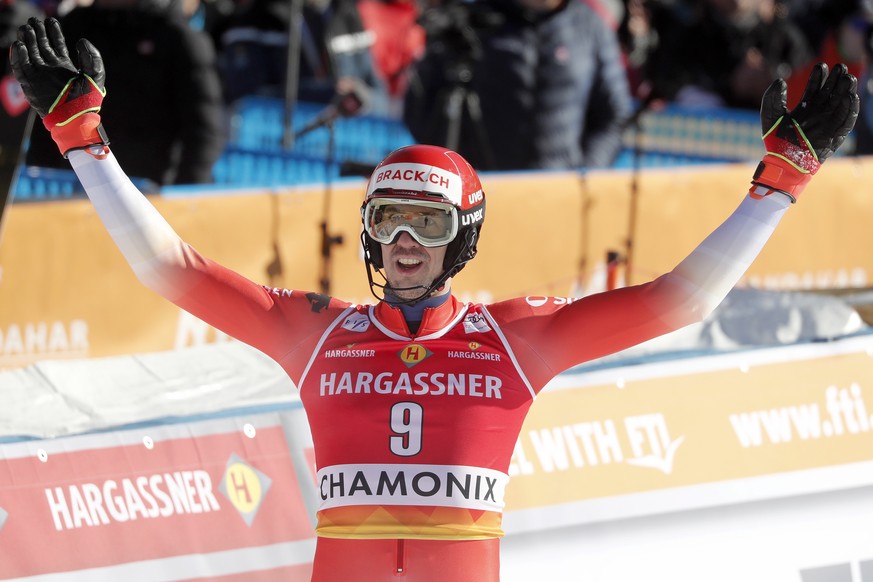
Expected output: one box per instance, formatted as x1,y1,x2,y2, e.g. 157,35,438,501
360,144,486,303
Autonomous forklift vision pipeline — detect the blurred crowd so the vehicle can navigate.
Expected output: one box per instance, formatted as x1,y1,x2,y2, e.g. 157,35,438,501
3,0,873,180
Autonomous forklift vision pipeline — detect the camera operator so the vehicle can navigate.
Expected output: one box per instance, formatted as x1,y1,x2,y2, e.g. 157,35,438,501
402,0,633,172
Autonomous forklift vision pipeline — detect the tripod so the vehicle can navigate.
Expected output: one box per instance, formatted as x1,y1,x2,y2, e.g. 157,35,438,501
429,59,496,170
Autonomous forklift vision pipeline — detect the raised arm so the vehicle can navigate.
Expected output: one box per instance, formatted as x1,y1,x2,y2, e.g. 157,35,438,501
8,18,347,361
491,63,859,380
643,62,859,330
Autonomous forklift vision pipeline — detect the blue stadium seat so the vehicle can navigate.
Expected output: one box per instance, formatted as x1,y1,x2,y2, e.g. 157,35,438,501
13,103,857,198
212,146,341,187
13,167,84,201
227,97,416,165
617,104,763,167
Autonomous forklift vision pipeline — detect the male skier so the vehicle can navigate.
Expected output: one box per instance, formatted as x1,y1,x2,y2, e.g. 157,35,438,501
10,17,859,582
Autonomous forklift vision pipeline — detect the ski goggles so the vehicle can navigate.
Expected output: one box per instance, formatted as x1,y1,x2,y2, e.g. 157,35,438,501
363,197,459,247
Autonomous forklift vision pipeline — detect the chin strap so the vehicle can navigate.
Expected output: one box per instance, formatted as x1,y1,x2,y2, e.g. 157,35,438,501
361,231,465,306
364,261,451,307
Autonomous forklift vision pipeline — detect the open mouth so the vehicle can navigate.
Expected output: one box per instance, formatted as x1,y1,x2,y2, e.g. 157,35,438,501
396,257,424,272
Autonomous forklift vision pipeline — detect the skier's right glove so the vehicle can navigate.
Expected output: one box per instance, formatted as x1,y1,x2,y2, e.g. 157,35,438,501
9,17,109,158
750,62,859,203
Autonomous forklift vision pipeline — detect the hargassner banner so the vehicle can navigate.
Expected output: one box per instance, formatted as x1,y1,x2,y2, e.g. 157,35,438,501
0,336,872,579
0,414,316,580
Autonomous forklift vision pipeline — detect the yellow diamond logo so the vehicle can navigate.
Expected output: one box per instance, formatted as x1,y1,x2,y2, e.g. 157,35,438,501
398,343,432,367
219,454,272,526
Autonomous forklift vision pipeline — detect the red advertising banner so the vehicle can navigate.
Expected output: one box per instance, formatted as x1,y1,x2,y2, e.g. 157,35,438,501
0,415,315,580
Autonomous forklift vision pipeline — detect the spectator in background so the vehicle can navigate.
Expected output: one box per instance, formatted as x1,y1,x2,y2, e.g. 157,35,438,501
24,0,225,186
784,0,857,56
640,0,813,109
846,2,873,154
217,0,391,115
785,3,866,109
355,0,424,115
616,0,688,99
403,0,633,171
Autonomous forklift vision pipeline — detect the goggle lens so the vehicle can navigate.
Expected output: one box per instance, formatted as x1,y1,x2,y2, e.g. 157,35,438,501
364,199,458,247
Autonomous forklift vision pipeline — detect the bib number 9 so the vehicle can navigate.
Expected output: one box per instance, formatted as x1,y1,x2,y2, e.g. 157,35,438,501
390,402,423,456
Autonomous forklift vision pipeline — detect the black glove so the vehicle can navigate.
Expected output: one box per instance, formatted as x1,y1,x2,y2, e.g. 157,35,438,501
9,17,109,157
750,63,859,202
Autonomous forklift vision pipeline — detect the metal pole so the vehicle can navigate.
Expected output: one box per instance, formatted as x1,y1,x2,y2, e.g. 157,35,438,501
624,106,647,285
0,109,35,245
282,0,305,150
319,121,343,295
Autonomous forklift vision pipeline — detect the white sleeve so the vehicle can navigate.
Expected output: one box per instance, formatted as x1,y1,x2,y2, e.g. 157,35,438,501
660,191,792,325
68,149,189,299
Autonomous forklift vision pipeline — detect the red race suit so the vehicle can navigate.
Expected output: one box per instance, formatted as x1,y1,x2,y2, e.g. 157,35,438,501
68,150,793,580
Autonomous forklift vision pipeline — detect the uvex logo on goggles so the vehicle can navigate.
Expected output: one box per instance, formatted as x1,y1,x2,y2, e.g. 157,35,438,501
364,198,459,247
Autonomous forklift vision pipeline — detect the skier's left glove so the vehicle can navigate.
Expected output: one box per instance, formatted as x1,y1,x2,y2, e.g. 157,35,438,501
9,17,109,158
750,62,859,202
